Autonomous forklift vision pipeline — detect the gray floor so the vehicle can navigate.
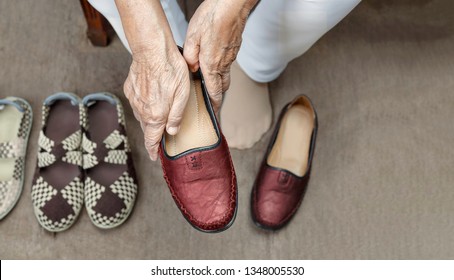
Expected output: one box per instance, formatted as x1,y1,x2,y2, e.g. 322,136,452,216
1,0,454,259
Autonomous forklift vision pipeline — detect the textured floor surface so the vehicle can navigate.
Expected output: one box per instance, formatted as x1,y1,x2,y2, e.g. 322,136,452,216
1,0,453,259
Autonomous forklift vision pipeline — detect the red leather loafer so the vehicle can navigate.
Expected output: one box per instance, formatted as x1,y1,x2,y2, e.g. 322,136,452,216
251,95,318,230
158,70,237,233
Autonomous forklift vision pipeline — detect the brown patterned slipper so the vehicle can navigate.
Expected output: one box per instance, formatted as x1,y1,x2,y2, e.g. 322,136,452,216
82,92,138,229
0,97,33,220
31,92,85,232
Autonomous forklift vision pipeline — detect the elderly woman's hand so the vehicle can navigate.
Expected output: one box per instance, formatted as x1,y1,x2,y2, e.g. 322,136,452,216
183,0,258,112
115,0,191,161
123,45,190,161
115,0,257,161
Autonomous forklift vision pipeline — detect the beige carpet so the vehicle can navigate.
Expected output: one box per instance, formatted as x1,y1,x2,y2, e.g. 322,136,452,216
1,0,453,259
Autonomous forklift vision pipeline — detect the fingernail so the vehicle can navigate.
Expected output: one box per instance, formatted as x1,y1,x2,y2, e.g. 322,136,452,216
167,126,179,135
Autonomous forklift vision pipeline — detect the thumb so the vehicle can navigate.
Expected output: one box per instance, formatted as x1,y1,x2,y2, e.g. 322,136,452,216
203,71,224,113
183,37,200,73
166,73,190,135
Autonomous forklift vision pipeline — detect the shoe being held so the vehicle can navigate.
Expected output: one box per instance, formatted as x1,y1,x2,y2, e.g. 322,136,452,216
159,69,238,233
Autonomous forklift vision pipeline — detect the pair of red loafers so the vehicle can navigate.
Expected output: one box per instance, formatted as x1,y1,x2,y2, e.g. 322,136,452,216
158,68,317,233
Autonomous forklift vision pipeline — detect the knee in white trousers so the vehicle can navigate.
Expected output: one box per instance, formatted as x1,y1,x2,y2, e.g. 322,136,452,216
87,0,360,82
87,0,187,51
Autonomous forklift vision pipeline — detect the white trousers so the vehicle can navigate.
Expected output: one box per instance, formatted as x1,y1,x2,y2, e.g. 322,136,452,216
88,0,361,82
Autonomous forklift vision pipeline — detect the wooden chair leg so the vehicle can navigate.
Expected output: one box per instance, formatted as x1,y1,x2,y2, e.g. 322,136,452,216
79,0,112,47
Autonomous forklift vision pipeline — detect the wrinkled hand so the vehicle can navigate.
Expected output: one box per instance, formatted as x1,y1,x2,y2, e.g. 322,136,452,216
124,46,190,161
184,0,257,112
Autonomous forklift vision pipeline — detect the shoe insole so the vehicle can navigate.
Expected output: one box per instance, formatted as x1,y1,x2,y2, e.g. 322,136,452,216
267,104,315,177
165,76,219,156
0,104,22,181
86,101,127,188
40,100,80,190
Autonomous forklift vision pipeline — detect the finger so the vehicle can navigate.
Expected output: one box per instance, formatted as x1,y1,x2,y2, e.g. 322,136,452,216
203,71,224,113
123,79,143,123
123,78,135,101
166,75,190,135
139,120,145,131
183,33,200,72
143,122,166,161
221,69,231,93
132,109,141,122
210,92,223,114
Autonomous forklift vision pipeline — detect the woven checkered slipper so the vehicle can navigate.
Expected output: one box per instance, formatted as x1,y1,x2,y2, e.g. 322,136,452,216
0,97,32,220
31,93,85,232
82,92,138,229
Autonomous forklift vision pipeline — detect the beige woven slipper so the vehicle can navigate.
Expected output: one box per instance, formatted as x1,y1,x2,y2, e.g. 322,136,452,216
0,97,33,220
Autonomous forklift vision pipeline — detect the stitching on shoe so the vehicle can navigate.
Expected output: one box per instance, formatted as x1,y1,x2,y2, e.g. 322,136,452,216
185,152,203,170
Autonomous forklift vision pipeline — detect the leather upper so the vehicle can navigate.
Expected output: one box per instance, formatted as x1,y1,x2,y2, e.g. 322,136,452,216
159,134,237,232
251,95,318,230
252,165,311,229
